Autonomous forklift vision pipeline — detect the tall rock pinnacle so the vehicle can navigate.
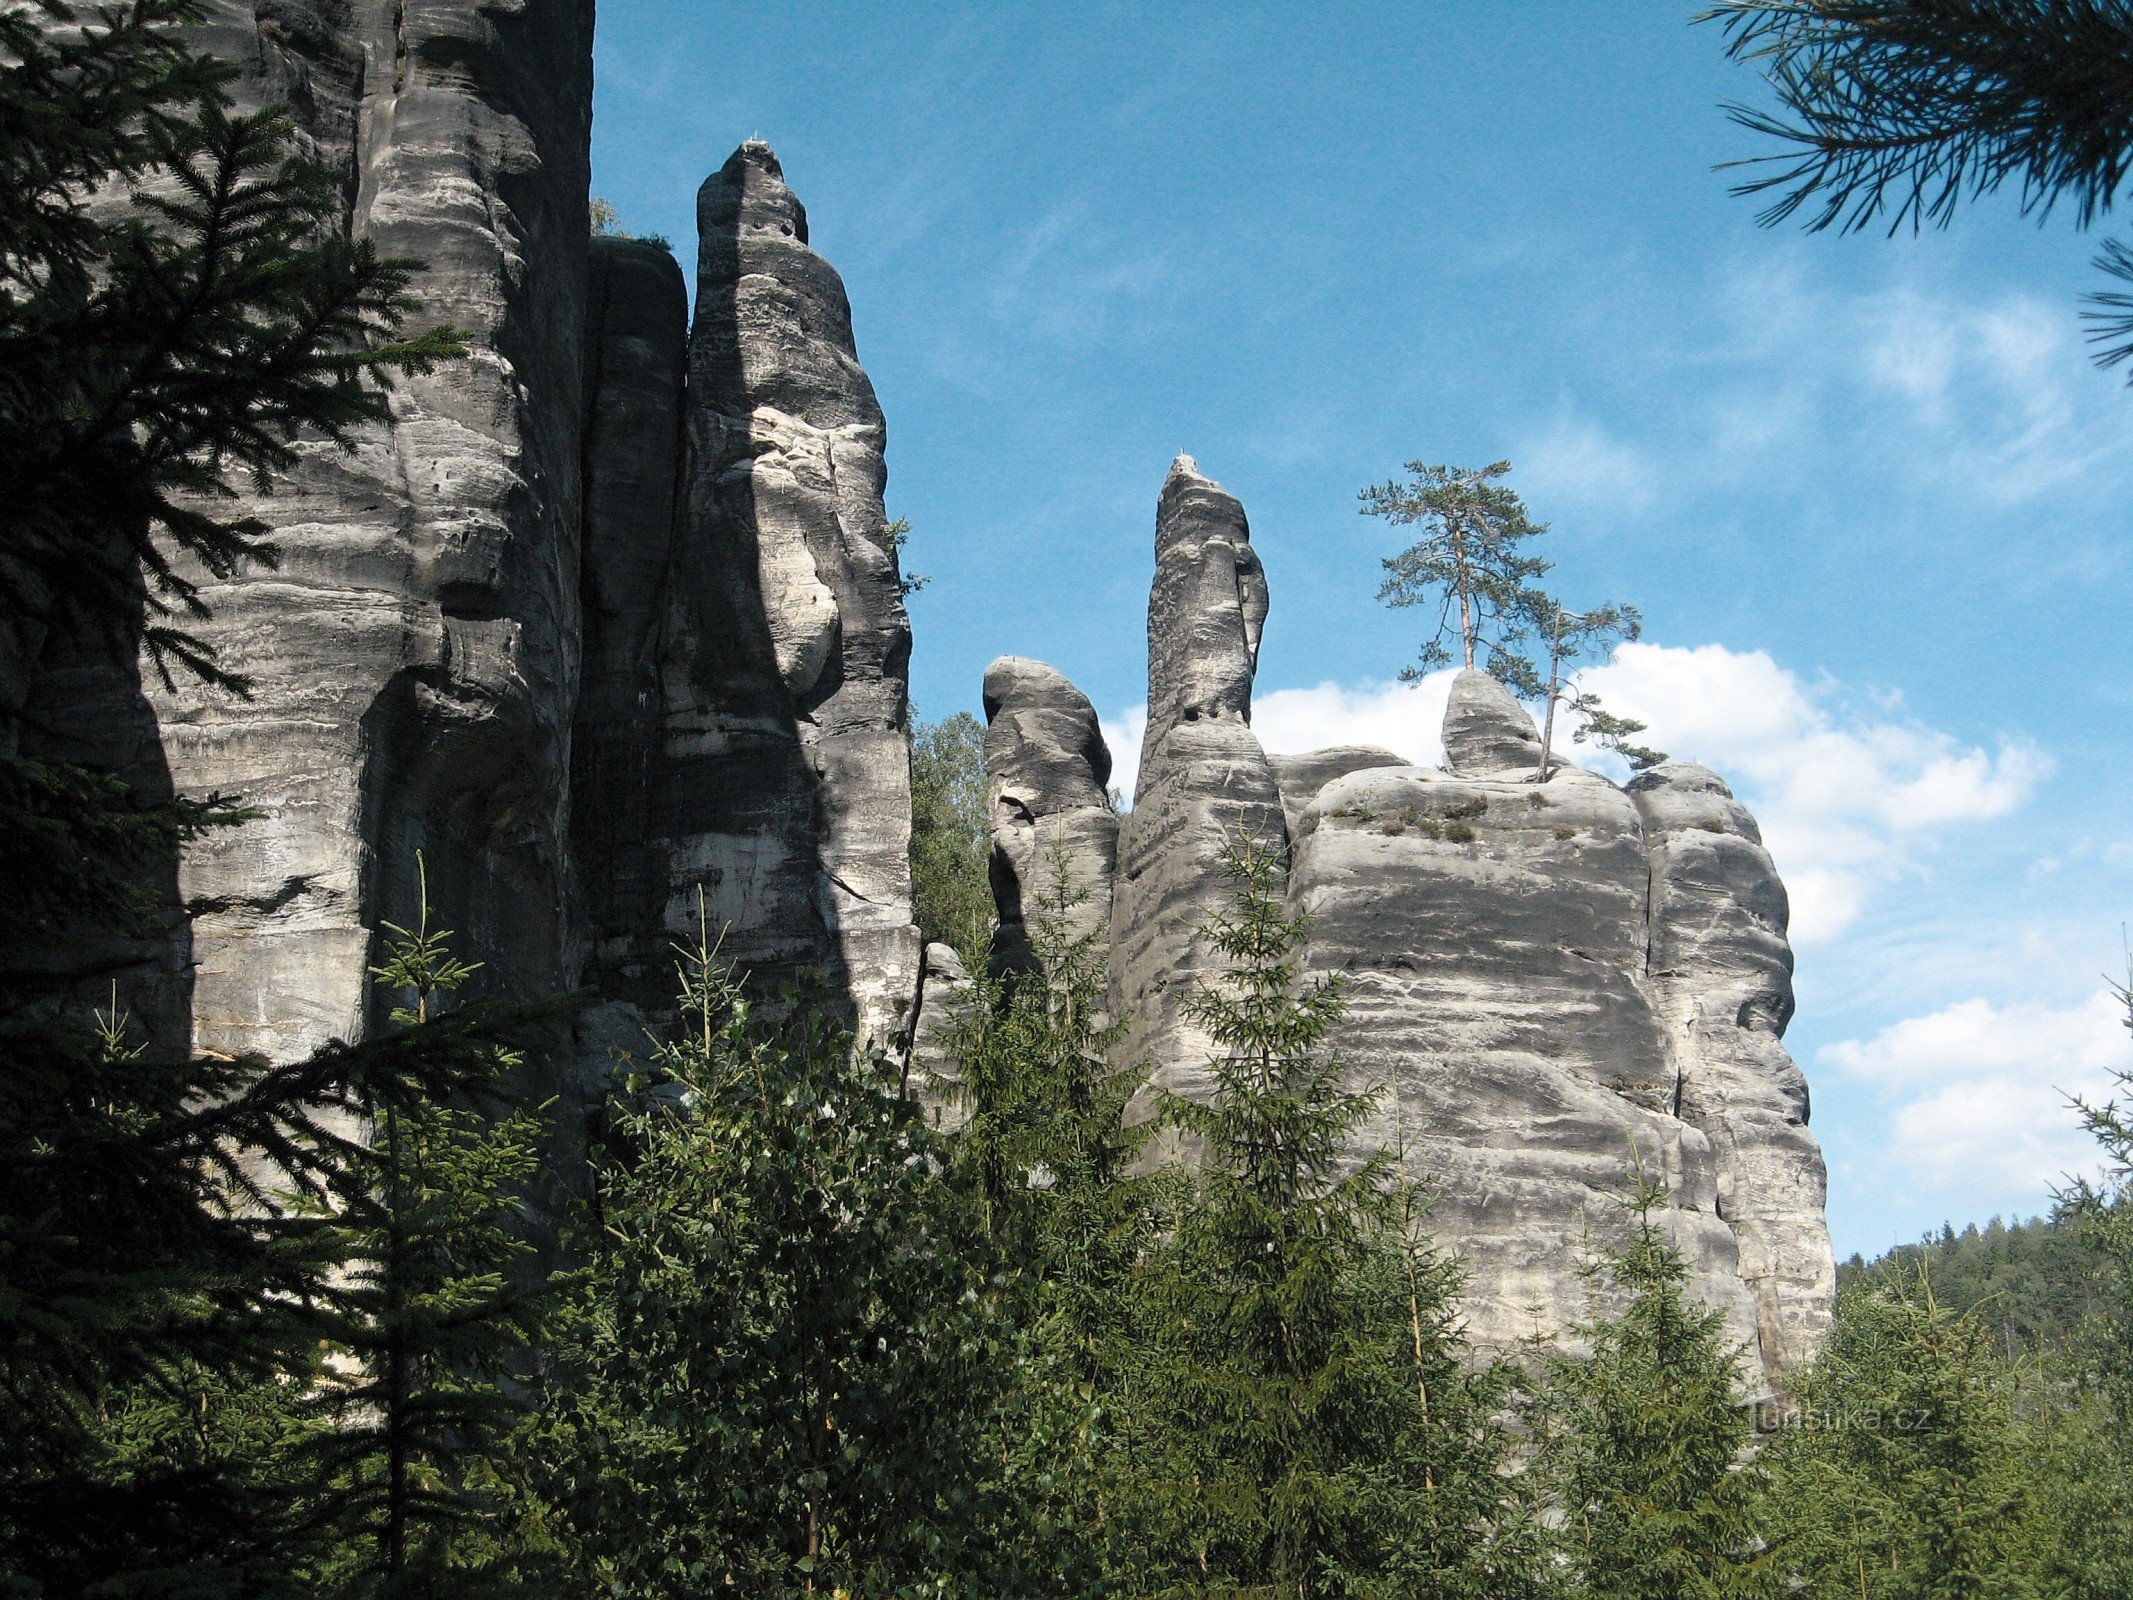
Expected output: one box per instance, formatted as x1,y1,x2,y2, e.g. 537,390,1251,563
1111,457,1287,1109
660,139,922,1046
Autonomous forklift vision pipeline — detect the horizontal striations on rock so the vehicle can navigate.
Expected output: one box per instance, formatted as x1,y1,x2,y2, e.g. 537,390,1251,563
667,141,921,1047
1268,747,1412,845
1111,457,1288,1107
42,0,599,1063
1442,668,1545,778
906,941,976,1134
981,655,1118,976
1632,762,1835,1376
1289,751,1761,1364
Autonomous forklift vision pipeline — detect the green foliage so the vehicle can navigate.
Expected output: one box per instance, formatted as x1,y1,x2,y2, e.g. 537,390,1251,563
1701,1,2133,374
1129,831,1538,1598
940,859,1157,1589
0,0,462,692
1534,602,1661,779
886,514,929,596
542,912,1013,1598
1838,1213,2110,1363
1362,459,1553,693
911,710,994,967
1530,1176,1772,1600
1762,1266,2064,1600
297,864,554,1597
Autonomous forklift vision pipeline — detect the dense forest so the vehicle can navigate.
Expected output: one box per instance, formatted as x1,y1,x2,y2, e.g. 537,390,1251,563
8,3,2133,1596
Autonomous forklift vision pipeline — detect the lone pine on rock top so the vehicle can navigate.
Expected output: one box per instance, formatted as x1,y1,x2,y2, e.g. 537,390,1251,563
5,0,1831,1390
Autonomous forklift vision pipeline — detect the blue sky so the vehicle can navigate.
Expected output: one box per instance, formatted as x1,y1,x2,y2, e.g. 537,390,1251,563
591,1,2133,1260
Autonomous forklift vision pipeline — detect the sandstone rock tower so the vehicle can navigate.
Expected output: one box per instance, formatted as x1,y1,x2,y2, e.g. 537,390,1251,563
7,10,925,1078
982,460,1836,1382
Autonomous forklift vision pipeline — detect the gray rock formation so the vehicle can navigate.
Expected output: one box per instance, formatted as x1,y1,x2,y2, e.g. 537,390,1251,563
982,655,1117,974
906,941,976,1134
664,141,922,1049
17,12,929,1084
1268,747,1410,843
1442,668,1546,777
135,0,596,1061
1110,457,1288,1097
1055,457,1834,1386
1291,753,1760,1364
1632,763,1834,1374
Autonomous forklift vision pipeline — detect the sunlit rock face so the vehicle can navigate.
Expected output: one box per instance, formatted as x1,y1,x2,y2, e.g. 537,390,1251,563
60,0,603,1064
1632,762,1835,1375
1109,458,1289,1109
981,655,1117,977
1018,459,1835,1387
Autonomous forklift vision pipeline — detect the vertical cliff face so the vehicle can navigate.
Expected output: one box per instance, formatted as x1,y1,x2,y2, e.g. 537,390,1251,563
83,0,599,1061
1110,457,1288,1100
1632,763,1835,1373
658,141,922,1047
986,459,1835,1386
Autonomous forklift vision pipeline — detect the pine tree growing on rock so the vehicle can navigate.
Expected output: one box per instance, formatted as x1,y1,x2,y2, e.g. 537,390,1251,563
1361,460,1555,695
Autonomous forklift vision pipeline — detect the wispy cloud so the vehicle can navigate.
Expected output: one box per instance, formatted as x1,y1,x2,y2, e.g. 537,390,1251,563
1822,990,2127,1204
1512,256,2133,526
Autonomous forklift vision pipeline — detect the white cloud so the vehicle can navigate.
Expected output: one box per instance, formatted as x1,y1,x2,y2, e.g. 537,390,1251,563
1515,414,1658,514
1106,642,2048,945
1581,642,2049,943
1822,990,2129,1201
1100,705,1147,803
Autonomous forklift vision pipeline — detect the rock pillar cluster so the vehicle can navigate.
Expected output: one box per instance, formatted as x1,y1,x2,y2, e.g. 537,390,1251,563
14,12,923,1078
15,2,1834,1388
980,462,1835,1385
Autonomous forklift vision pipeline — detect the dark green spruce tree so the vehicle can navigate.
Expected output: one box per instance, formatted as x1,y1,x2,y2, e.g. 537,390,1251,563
942,849,1158,1591
1129,831,1538,1600
302,862,556,1599
1762,1263,2066,1600
541,908,1017,1598
1529,1175,1773,1600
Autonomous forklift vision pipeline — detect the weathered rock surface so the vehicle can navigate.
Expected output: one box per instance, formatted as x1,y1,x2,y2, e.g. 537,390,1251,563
124,0,597,1061
1443,668,1545,778
1632,763,1834,1375
982,655,1117,974
1111,458,1288,1096
663,141,922,1047
1268,746,1410,843
1056,456,1834,1386
1291,756,1760,1364
906,941,976,1133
